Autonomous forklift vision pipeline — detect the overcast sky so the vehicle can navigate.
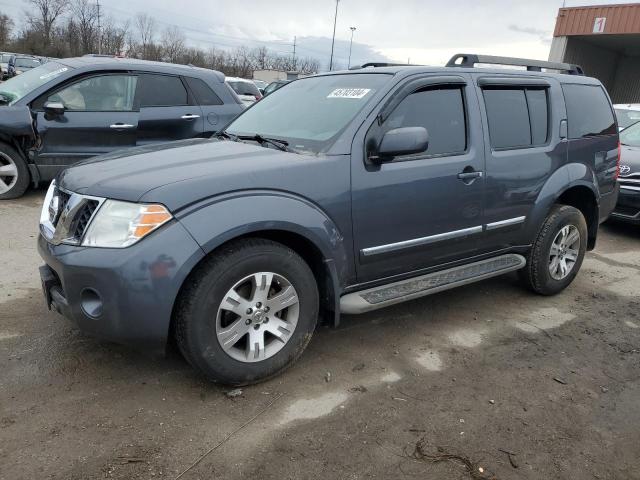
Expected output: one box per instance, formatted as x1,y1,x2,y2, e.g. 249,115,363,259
1,0,638,68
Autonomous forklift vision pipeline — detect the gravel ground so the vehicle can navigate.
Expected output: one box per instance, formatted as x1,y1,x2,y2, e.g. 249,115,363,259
1,189,639,480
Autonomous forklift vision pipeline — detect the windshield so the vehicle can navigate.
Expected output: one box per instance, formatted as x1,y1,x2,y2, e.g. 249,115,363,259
615,108,640,129
15,57,40,69
620,121,640,147
0,61,71,105
226,73,391,154
0,54,11,64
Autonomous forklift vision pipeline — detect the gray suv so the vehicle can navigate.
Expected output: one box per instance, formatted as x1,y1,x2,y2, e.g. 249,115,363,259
38,54,620,385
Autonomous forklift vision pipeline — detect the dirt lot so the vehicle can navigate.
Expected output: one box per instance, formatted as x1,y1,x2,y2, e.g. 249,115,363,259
1,190,639,480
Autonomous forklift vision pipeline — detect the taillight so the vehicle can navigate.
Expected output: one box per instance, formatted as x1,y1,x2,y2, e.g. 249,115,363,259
615,141,621,180
254,94,262,101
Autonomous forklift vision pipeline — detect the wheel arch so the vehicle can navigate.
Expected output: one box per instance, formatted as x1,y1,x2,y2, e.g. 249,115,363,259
530,164,600,251
555,184,599,250
168,193,350,344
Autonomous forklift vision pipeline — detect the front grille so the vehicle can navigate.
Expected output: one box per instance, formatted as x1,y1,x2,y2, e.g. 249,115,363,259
71,200,99,240
55,190,71,226
42,185,103,245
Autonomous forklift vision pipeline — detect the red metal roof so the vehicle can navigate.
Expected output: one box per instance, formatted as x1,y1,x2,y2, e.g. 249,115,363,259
554,3,640,36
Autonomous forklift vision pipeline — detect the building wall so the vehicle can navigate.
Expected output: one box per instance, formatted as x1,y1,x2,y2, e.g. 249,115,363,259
562,37,619,91
252,70,288,83
610,56,640,103
554,4,640,36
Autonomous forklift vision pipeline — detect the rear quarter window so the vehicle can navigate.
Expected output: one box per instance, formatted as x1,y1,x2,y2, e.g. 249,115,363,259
562,84,616,139
185,77,223,106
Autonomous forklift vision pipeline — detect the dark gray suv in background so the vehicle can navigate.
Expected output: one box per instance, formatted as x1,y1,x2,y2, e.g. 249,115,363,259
0,56,243,199
38,54,620,385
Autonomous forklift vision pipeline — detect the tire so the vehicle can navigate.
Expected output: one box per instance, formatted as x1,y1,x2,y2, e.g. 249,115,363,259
174,238,319,385
519,205,588,295
0,143,30,200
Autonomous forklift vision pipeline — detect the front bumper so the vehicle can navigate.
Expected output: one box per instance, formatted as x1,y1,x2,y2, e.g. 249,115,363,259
610,186,640,224
38,220,204,353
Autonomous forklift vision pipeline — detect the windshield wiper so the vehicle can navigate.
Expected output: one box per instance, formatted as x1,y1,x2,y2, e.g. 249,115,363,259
237,134,291,152
215,131,294,153
213,131,239,141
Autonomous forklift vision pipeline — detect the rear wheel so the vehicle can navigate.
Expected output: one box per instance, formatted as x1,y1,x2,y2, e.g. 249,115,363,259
519,205,588,295
0,143,29,200
174,238,319,385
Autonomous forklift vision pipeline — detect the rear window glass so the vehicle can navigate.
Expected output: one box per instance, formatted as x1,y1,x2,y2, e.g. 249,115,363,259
562,84,616,139
483,87,549,149
184,77,222,105
227,80,260,97
138,74,188,107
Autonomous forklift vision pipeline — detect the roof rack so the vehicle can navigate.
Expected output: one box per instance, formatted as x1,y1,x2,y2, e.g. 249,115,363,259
446,53,584,76
349,62,421,70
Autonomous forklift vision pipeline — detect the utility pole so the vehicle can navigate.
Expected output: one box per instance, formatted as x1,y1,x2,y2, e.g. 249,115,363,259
329,0,339,71
347,26,356,69
96,0,101,54
292,36,297,71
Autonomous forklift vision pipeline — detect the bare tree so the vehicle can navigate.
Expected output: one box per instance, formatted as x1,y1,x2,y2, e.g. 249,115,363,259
134,13,155,59
25,0,69,48
70,0,98,54
102,17,128,56
0,14,14,48
161,25,185,63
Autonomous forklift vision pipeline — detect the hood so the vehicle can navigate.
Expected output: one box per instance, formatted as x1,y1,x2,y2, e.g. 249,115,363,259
58,138,311,207
0,106,35,138
620,144,640,177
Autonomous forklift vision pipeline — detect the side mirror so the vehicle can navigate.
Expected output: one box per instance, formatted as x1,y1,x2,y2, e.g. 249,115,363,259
376,127,429,160
43,101,65,116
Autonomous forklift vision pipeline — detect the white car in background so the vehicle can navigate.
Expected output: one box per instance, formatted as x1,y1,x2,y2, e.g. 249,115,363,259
225,76,262,106
614,104,640,131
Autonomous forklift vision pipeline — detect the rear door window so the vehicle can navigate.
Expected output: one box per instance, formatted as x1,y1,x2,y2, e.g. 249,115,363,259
184,77,223,105
137,74,189,107
483,87,549,149
562,84,616,139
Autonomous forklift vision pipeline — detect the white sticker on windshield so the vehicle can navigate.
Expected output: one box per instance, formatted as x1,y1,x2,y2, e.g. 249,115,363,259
40,67,68,80
327,88,371,99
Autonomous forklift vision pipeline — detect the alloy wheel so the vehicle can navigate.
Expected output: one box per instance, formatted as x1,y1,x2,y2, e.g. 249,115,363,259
215,272,300,363
548,224,580,280
0,152,18,194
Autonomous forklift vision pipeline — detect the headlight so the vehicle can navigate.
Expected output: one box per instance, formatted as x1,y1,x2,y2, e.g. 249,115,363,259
81,200,172,248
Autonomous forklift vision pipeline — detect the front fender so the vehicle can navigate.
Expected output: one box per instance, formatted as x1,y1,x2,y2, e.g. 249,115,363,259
176,190,351,289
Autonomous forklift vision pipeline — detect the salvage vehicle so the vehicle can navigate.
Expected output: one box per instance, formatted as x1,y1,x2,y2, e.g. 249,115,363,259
225,77,262,105
0,56,243,199
614,103,640,131
39,54,620,385
611,120,640,224
8,55,41,78
0,52,15,80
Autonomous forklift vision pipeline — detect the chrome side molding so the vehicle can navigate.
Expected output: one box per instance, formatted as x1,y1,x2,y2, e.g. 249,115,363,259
361,225,483,257
361,216,526,257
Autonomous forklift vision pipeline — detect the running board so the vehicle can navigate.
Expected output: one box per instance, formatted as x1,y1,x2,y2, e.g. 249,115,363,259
340,254,526,314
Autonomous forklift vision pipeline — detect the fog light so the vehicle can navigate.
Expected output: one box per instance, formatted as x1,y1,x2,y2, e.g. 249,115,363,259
80,288,103,318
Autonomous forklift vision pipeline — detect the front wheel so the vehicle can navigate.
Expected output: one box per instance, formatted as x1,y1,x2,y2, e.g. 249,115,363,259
0,143,30,200
519,205,588,295
174,238,319,385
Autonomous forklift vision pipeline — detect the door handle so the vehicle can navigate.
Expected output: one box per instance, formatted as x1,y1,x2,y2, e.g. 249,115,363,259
110,123,134,129
181,114,200,120
457,171,483,180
